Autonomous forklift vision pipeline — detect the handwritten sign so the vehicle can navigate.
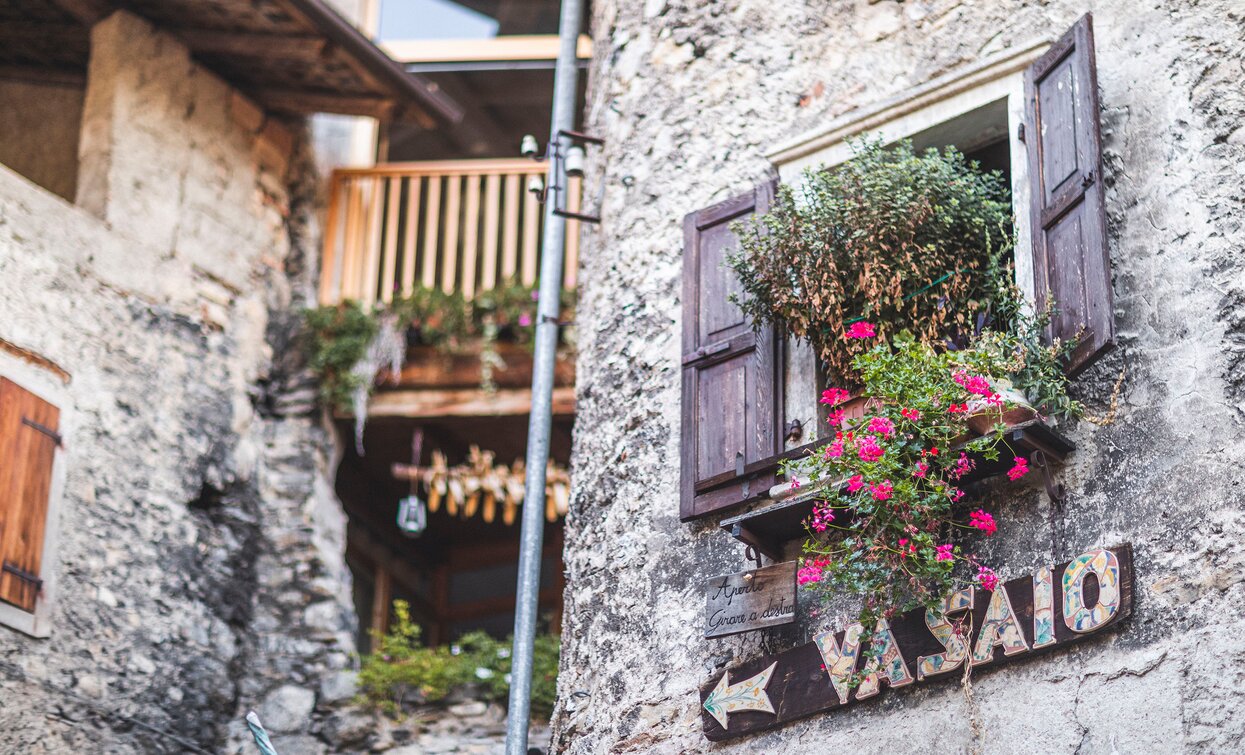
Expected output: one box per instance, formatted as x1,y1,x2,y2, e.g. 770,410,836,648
700,545,1134,739
705,562,797,638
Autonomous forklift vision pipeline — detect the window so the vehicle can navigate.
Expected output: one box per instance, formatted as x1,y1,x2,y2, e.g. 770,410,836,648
680,15,1113,520
0,349,70,638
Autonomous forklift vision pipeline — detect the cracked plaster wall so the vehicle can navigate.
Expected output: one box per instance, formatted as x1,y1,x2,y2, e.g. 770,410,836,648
556,1,1245,752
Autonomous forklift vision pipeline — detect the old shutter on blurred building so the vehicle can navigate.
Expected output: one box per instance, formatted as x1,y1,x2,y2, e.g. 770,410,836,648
680,182,783,520
0,378,60,613
1025,13,1115,375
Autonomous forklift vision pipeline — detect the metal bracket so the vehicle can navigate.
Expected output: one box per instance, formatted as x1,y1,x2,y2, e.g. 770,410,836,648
744,544,764,572
1031,450,1066,509
2,561,42,591
22,417,62,447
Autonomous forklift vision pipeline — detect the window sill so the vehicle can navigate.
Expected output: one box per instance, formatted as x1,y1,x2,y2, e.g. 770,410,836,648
719,419,1075,560
0,601,49,638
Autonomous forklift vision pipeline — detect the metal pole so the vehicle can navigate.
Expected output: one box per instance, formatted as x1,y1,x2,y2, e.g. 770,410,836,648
506,0,583,750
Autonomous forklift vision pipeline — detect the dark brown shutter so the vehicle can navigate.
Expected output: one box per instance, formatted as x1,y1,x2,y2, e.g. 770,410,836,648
1024,13,1115,375
0,378,60,612
681,182,783,521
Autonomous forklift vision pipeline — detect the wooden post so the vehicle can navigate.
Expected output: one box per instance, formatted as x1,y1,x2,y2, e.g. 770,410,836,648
370,565,392,638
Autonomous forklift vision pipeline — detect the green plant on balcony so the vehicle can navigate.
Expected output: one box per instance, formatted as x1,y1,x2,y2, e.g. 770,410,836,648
304,282,577,411
728,137,1013,384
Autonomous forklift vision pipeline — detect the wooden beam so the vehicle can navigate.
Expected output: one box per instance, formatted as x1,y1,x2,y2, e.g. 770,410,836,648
383,34,593,64
247,87,394,119
170,30,329,60
48,0,112,25
360,386,576,419
0,64,85,88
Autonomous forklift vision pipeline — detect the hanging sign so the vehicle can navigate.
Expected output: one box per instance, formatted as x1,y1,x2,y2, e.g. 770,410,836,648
705,562,798,638
700,544,1133,740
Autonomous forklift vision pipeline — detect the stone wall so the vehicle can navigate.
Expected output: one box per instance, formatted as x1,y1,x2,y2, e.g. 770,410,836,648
557,1,1245,752
0,11,356,754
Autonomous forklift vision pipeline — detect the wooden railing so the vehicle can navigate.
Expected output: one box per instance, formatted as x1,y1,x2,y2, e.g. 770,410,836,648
318,159,580,305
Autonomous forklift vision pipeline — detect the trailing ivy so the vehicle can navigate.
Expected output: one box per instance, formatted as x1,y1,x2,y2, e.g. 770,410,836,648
357,600,560,719
304,283,577,410
304,302,379,413
729,138,1012,383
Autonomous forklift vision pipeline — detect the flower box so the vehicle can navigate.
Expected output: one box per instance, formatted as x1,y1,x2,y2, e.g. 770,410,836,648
719,418,1074,561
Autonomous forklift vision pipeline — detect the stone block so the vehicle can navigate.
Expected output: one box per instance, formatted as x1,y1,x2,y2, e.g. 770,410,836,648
259,685,317,734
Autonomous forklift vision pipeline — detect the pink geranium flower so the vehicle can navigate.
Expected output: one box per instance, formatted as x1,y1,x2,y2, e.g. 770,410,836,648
900,408,921,421
969,509,997,535
913,461,929,478
870,480,893,501
935,544,954,562
1007,456,1030,481
798,559,828,586
844,321,876,340
821,387,851,406
866,416,895,438
976,565,1000,591
809,501,835,532
856,436,885,462
824,441,844,460
827,408,846,427
846,474,865,493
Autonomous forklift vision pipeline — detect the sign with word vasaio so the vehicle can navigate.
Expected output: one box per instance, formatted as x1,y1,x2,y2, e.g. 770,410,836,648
700,545,1134,740
705,561,797,638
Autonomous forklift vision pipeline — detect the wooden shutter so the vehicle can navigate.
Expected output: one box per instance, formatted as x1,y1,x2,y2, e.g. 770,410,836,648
1024,13,1115,375
681,182,783,521
0,378,60,612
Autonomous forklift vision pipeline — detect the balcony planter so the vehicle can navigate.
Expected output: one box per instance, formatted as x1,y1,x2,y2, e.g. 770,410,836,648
966,386,1038,436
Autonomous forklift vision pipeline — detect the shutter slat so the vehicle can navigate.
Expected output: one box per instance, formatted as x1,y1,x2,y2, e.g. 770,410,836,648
0,378,59,613
1024,13,1115,375
680,182,782,521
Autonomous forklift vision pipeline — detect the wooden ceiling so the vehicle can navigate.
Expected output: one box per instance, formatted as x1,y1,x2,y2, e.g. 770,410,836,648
0,0,464,125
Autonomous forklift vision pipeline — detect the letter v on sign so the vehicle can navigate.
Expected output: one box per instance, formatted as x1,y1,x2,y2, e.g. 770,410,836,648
702,662,778,729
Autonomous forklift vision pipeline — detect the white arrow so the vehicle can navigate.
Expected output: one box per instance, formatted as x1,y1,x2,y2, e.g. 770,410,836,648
702,662,778,729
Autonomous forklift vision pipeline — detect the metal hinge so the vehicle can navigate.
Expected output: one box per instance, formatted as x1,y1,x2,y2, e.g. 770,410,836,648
1017,123,1026,143
2,561,42,591
22,417,62,447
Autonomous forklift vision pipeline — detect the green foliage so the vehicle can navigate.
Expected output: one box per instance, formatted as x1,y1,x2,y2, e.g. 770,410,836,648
357,600,561,719
390,287,472,348
795,333,1032,639
304,302,379,412
730,138,1012,383
980,273,1084,420
303,282,577,407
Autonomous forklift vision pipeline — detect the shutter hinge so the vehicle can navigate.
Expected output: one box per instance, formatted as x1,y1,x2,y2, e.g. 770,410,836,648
22,417,62,447
1017,123,1025,143
734,451,745,477
1081,169,1096,188
2,561,42,591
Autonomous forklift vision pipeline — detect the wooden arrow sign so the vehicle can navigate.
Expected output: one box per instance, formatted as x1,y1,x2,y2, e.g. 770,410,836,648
702,661,778,729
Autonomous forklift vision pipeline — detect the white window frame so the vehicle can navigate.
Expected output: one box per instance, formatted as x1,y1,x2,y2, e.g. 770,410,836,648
764,41,1053,444
0,347,72,638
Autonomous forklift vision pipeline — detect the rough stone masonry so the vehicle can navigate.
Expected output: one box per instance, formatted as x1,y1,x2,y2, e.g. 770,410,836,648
0,12,358,754
556,1,1245,752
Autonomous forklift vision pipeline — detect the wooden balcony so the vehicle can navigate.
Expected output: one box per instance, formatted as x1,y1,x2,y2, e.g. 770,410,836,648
318,158,581,306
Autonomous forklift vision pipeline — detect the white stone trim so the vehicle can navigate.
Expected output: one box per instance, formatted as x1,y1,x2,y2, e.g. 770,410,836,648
766,40,1052,178
0,347,73,639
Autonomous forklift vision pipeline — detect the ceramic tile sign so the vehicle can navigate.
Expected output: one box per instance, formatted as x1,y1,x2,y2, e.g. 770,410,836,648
700,544,1133,740
705,561,798,638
